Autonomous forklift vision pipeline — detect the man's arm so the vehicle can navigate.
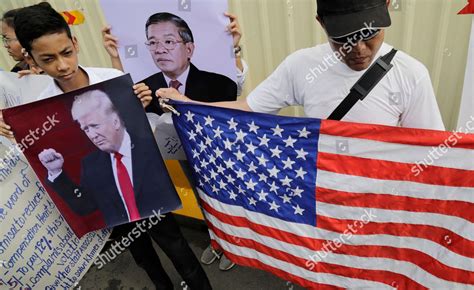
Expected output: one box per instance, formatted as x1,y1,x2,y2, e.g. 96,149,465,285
155,87,253,112
38,148,97,215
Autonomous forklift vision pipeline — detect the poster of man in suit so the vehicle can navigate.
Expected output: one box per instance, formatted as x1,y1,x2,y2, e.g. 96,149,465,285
98,0,237,94
3,74,182,237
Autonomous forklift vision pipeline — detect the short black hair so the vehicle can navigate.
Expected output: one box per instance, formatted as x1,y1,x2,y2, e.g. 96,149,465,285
2,8,21,28
145,12,194,43
13,2,71,53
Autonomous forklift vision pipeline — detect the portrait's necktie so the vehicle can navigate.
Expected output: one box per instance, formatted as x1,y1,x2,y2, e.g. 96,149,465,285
114,152,140,221
169,80,182,91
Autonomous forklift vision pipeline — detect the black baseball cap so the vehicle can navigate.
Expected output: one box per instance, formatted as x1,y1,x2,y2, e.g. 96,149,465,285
317,0,391,38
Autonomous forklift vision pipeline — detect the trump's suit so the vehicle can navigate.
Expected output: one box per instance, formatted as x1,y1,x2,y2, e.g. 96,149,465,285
48,133,180,227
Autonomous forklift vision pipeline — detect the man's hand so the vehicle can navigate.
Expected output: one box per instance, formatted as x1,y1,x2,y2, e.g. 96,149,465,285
156,88,191,113
0,110,14,138
102,25,124,71
17,65,43,78
225,12,242,48
133,83,152,108
102,25,120,58
38,149,64,175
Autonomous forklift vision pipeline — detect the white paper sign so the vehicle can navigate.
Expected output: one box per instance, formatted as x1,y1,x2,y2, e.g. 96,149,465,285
457,17,474,133
0,139,110,288
147,112,186,160
0,72,51,109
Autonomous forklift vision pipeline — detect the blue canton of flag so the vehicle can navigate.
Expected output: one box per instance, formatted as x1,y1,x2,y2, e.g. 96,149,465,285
173,103,320,226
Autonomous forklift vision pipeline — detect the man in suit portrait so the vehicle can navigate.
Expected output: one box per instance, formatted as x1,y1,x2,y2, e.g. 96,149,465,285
38,89,180,227
141,12,238,114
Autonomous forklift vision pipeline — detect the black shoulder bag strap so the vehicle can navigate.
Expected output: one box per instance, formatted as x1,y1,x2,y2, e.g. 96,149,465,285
327,48,398,121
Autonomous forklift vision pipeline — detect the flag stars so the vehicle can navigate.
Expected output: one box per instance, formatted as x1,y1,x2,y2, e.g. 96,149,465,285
191,148,199,159
280,176,293,187
200,159,209,169
204,115,215,127
213,147,224,159
247,121,260,134
271,125,284,137
195,122,203,135
283,136,297,148
216,164,226,174
234,150,245,162
270,146,282,158
258,134,270,147
185,111,195,122
193,164,201,173
224,158,236,169
269,201,280,212
188,130,197,141
269,181,280,193
198,141,206,153
236,168,246,180
293,204,305,215
211,184,218,193
227,118,238,130
208,155,216,165
291,186,304,198
258,173,268,182
295,167,307,179
248,197,257,206
245,179,257,191
229,191,237,200
257,154,269,167
267,166,280,178
245,142,257,154
218,179,227,189
297,127,310,138
296,148,309,160
281,194,292,204
257,190,268,201
282,157,295,169
235,130,248,143
223,138,234,150
204,136,213,146
248,162,258,173
209,169,218,180
213,126,224,139
226,174,236,185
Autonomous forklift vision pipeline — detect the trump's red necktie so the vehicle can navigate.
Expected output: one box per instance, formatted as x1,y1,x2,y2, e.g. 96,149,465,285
169,80,182,90
114,152,140,221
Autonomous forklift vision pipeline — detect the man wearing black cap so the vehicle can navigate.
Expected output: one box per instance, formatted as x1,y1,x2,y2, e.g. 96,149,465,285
157,0,445,131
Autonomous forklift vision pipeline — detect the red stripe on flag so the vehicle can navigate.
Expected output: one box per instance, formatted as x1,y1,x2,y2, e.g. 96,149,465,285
320,120,474,149
202,199,474,283
316,187,474,223
207,219,427,290
317,152,474,187
317,215,474,258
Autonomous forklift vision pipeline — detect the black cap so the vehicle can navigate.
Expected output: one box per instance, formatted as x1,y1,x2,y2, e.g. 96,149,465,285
317,0,391,37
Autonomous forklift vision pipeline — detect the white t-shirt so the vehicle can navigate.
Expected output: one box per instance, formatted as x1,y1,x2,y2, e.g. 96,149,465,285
37,66,123,100
246,43,445,130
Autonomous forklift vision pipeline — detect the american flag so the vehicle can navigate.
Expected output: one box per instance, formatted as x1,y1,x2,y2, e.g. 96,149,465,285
171,102,474,289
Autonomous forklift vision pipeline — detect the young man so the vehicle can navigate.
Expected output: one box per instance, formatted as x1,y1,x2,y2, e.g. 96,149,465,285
158,0,445,131
2,3,211,289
